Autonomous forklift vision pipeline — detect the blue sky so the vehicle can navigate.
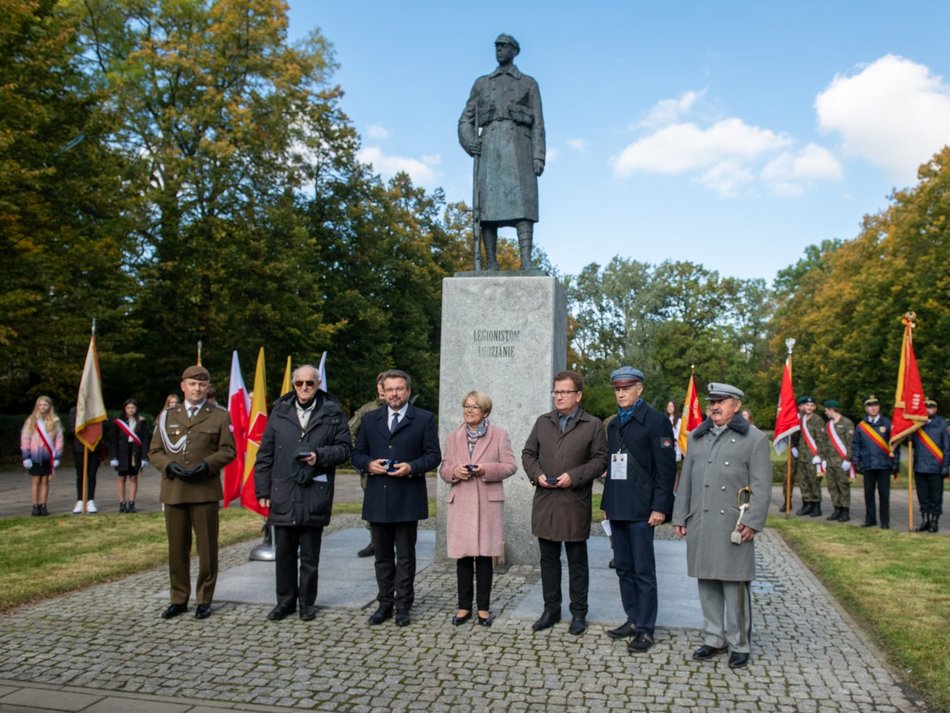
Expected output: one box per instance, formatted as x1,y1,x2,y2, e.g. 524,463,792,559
287,2,950,283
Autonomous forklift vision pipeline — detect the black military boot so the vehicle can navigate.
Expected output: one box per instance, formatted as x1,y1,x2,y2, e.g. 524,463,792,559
809,502,822,517
929,515,940,533
837,507,850,522
796,502,812,516
915,513,931,532
827,507,840,521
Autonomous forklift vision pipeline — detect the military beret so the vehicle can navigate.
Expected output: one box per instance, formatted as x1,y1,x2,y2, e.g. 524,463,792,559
706,382,744,401
495,33,520,52
823,399,841,409
864,394,880,405
797,395,816,405
610,366,644,385
181,365,210,381
925,398,937,408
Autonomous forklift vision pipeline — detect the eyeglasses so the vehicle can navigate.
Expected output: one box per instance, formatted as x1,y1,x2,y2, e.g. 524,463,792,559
462,403,482,411
552,390,579,397
294,380,316,388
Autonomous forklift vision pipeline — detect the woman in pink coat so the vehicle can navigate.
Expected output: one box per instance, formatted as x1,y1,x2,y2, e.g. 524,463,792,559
439,390,517,626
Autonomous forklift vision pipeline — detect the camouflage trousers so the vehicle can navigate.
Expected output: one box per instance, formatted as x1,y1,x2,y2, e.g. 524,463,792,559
797,459,822,502
824,463,851,508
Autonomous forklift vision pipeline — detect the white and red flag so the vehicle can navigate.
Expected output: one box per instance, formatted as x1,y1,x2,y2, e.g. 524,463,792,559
222,351,249,507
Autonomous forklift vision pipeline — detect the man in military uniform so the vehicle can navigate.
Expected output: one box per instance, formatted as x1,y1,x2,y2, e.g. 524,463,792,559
819,400,854,522
912,399,949,532
795,396,825,517
348,373,387,558
149,365,236,619
459,33,545,271
851,394,898,529
672,383,771,669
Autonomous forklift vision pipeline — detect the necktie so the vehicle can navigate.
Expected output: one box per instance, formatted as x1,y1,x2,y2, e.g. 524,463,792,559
188,406,197,419
391,413,399,432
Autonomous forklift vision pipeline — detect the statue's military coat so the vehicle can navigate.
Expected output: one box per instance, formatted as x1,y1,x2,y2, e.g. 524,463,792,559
672,415,771,582
459,64,545,225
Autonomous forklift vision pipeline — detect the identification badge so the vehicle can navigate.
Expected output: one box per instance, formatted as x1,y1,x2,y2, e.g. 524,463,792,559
610,453,628,480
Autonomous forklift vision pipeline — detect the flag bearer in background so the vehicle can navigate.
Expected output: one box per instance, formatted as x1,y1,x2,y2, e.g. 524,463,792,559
852,394,898,530
795,396,825,517
912,399,949,533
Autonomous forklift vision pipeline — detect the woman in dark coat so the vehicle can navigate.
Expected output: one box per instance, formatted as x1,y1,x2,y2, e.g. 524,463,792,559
254,365,352,621
110,398,150,513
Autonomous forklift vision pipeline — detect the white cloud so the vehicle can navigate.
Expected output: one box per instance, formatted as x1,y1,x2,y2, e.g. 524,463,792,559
611,118,791,177
762,144,843,196
546,146,560,164
816,54,950,180
699,159,755,197
635,89,706,129
566,138,588,151
357,146,440,186
366,124,390,140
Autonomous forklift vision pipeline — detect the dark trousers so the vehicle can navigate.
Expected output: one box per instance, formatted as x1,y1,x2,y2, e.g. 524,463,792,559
74,445,99,500
456,556,493,611
164,501,218,605
274,525,324,609
611,520,658,633
371,521,418,611
915,473,943,516
538,538,588,617
863,469,891,526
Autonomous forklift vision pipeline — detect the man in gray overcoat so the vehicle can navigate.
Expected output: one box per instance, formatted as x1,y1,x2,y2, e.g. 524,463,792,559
459,33,545,271
672,383,771,668
522,371,608,636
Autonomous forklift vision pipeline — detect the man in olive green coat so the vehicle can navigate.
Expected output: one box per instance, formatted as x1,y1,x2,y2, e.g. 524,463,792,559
522,370,608,636
672,383,771,669
149,365,236,620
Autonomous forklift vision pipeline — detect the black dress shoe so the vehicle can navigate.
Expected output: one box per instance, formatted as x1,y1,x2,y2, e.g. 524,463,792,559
368,607,393,625
628,631,654,653
608,558,616,569
568,616,587,636
778,502,788,513
880,523,889,530
476,614,493,627
161,603,188,619
531,611,561,631
356,542,375,558
728,651,750,668
394,610,411,627
267,605,295,621
606,622,636,639
195,604,212,619
692,644,728,661
861,521,876,527
299,605,317,621
452,611,472,626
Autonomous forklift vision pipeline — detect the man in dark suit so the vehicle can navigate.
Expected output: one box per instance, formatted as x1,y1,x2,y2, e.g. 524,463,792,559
352,369,441,626
148,365,236,620
601,367,676,653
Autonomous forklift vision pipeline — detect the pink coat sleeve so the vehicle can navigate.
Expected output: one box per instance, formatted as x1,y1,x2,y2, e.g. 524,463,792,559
480,427,517,482
439,429,464,483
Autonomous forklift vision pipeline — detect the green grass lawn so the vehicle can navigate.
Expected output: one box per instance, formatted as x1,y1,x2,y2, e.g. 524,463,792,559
768,516,950,712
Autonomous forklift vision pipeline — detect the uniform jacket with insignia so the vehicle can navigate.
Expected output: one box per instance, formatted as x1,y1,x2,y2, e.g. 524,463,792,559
912,415,950,475
819,416,854,466
148,402,236,505
851,414,898,473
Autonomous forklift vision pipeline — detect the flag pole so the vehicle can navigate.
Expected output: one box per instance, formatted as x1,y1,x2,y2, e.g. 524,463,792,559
907,440,914,531
785,338,795,516
197,340,203,366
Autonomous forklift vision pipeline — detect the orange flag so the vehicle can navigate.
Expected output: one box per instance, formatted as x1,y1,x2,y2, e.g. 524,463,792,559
890,314,927,447
678,372,704,454
241,348,269,515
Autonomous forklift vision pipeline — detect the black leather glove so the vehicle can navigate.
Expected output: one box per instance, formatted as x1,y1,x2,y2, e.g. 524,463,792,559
166,463,189,479
293,468,316,487
187,461,210,479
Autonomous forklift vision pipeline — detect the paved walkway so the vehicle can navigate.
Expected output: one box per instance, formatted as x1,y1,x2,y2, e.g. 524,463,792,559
0,508,931,712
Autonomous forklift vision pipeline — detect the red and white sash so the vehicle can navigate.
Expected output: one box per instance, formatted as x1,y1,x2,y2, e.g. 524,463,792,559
825,420,848,460
114,418,143,446
36,421,55,473
801,415,825,473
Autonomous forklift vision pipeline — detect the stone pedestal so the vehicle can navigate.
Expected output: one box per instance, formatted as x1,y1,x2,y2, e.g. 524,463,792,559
437,275,567,565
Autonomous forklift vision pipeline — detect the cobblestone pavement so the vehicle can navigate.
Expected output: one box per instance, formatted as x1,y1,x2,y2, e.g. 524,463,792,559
0,515,930,712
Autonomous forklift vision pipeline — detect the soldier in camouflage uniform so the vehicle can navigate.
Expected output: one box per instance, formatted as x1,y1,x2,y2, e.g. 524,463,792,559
348,373,386,558
819,400,854,522
795,396,825,517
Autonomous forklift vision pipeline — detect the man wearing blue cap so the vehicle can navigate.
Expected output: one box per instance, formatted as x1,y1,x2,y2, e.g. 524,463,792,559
601,367,676,653
672,383,771,669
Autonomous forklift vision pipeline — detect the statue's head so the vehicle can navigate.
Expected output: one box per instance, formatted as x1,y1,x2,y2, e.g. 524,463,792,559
495,34,520,64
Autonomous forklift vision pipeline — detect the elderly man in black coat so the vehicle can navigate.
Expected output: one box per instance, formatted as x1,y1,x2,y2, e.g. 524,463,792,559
255,364,352,622
601,367,676,654
352,369,442,627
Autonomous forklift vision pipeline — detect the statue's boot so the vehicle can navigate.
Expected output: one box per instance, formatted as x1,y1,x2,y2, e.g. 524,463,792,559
482,229,499,271
516,223,534,270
